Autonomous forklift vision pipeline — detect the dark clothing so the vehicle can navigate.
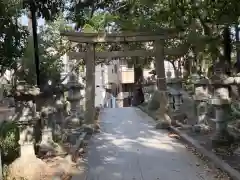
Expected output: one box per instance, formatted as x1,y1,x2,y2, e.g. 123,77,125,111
132,87,144,106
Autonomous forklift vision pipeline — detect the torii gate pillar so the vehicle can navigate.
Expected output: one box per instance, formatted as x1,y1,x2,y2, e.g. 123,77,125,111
85,43,96,124
154,40,167,91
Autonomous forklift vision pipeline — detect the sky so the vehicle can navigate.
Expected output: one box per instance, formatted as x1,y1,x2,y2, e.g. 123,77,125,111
20,14,45,26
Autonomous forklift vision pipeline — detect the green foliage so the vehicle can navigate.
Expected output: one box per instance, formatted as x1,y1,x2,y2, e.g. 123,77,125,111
23,0,65,21
110,0,240,74
0,0,28,75
0,0,66,83
18,15,72,86
83,11,118,32
67,0,115,29
229,102,240,122
0,121,19,164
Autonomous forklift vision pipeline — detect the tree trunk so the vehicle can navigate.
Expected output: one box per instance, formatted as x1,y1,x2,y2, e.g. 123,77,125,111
132,61,144,106
169,60,178,78
29,3,40,87
235,25,240,72
134,65,143,83
223,26,232,75
183,58,191,78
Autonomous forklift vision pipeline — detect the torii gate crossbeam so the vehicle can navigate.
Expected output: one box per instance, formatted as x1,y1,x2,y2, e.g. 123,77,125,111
61,30,175,124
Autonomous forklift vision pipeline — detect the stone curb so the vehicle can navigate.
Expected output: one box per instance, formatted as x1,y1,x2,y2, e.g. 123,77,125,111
170,126,240,180
71,131,88,161
138,106,240,180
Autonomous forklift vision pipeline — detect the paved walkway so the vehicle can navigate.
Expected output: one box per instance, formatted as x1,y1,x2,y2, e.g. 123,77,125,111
84,107,217,180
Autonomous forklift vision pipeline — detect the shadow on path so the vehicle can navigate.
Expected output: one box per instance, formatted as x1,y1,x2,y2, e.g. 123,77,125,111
82,107,218,180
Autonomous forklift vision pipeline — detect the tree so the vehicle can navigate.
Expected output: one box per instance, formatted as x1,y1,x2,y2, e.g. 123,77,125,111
23,0,65,86
0,0,28,76
67,0,115,29
113,0,240,77
18,15,73,87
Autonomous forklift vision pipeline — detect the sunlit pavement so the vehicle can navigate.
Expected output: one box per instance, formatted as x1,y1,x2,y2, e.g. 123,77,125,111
84,107,217,180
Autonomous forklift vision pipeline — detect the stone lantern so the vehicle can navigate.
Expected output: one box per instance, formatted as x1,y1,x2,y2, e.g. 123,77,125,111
8,81,46,179
166,78,183,113
32,81,66,155
209,67,234,146
192,78,210,132
13,81,40,157
66,71,84,126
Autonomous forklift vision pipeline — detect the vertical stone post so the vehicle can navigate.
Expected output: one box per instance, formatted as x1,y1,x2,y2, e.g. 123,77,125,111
85,43,96,124
192,78,209,132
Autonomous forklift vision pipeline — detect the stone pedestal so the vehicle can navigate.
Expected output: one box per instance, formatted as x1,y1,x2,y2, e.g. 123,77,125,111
39,106,56,153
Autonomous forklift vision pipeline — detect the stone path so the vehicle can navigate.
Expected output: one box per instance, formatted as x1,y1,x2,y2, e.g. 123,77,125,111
83,107,218,180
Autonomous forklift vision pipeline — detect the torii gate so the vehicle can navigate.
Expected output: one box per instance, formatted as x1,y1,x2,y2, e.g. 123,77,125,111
61,30,179,124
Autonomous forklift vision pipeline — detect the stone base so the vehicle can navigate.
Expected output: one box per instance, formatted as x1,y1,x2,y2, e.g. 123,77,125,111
39,128,55,153
171,112,185,123
82,124,95,134
211,130,234,147
39,141,56,154
155,110,171,129
39,140,65,156
66,115,83,127
155,120,170,129
192,124,211,134
94,123,101,133
7,156,46,180
234,147,240,156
